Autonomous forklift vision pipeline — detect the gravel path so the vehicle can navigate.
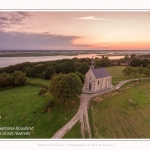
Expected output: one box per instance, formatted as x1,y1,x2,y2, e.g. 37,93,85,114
51,78,149,138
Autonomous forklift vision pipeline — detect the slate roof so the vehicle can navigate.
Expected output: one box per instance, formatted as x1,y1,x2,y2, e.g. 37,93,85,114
91,68,111,79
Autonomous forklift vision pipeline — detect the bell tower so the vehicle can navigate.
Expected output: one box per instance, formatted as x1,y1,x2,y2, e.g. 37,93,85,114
90,57,94,69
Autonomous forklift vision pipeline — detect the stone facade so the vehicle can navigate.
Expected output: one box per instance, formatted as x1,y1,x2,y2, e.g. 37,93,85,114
84,58,112,92
84,68,112,92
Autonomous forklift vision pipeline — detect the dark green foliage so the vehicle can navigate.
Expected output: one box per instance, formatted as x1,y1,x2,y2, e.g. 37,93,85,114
0,69,3,74
38,88,48,96
1,58,91,79
101,56,110,67
94,56,110,68
80,62,89,74
122,66,133,77
42,66,55,79
0,73,13,87
130,59,142,67
0,71,27,88
75,72,85,84
147,64,150,70
130,54,136,59
49,73,83,103
143,68,150,77
28,64,46,78
11,71,27,86
122,66,147,81
59,60,74,73
130,58,150,67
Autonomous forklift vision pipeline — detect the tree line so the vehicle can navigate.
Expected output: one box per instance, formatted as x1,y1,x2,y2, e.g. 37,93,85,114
122,65,150,81
0,57,112,80
0,71,27,88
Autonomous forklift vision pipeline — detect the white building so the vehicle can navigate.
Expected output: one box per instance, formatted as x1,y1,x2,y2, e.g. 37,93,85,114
84,58,112,92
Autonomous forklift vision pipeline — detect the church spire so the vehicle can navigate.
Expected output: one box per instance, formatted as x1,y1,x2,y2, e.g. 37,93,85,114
90,57,94,69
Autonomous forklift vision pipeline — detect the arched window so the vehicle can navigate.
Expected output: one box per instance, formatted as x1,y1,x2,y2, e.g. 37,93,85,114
98,80,99,85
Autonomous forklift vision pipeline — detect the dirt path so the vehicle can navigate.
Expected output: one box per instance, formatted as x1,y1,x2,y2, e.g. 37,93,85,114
51,78,149,138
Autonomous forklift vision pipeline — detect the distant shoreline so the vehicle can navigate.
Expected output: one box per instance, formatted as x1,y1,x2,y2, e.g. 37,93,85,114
0,50,150,57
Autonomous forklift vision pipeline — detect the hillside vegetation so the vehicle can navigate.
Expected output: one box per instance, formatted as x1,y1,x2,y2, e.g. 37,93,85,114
89,79,150,138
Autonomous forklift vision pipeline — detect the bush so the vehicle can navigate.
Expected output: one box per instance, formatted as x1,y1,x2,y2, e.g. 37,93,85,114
11,71,27,86
38,88,48,96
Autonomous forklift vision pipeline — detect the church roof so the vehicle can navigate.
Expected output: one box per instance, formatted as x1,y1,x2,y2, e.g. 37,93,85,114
91,68,111,79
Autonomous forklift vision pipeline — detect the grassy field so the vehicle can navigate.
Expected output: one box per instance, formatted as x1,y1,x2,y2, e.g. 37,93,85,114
27,77,50,86
0,84,80,138
89,79,150,138
106,66,131,86
63,121,82,138
106,66,145,86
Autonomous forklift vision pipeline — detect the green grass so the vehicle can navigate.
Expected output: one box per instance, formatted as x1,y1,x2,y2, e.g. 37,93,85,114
0,85,80,138
27,77,50,86
106,66,145,86
27,78,50,89
89,79,150,138
62,121,82,138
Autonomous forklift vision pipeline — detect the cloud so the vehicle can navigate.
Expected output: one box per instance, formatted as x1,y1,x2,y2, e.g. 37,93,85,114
0,12,31,29
76,16,107,21
16,12,30,17
0,16,8,21
0,30,89,50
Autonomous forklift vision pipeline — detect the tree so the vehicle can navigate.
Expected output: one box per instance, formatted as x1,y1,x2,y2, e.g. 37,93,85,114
130,59,142,67
0,73,13,87
122,66,133,77
130,54,136,59
80,62,89,74
137,65,143,82
12,71,27,86
43,66,55,79
100,56,110,67
147,64,150,70
59,60,74,73
49,73,83,103
75,72,85,84
131,67,138,80
124,55,129,60
143,68,150,77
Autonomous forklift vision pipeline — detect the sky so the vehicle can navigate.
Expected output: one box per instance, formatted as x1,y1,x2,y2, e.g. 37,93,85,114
1,11,150,50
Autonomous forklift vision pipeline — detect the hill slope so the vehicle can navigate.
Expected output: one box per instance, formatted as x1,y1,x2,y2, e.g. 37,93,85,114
89,80,150,138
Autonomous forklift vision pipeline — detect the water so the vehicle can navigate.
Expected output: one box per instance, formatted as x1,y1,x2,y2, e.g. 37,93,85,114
0,54,125,68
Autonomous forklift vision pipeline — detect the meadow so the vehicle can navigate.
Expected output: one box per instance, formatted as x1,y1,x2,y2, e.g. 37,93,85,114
63,121,82,138
0,80,80,138
89,79,150,138
0,66,148,138
106,66,141,86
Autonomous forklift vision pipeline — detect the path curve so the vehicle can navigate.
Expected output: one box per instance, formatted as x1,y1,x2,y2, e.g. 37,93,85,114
51,78,149,138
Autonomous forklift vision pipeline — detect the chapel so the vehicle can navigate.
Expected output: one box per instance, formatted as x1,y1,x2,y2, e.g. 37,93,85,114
84,58,112,92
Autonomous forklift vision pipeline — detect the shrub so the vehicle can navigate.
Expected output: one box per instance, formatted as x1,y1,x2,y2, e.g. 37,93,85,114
38,88,48,96
11,71,27,86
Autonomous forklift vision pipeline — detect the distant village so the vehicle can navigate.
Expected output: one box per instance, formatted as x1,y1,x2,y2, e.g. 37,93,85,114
111,54,150,66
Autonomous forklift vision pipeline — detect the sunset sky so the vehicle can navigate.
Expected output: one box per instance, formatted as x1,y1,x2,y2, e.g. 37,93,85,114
1,11,150,50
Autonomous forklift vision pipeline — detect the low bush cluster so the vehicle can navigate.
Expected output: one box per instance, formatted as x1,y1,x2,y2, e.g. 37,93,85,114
38,88,48,96
0,71,27,88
